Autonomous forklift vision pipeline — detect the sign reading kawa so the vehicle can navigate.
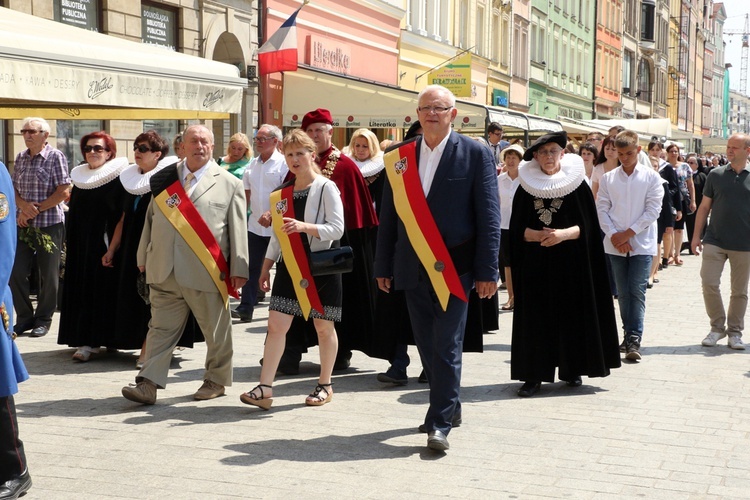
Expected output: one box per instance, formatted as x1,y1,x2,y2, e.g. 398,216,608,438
428,53,471,98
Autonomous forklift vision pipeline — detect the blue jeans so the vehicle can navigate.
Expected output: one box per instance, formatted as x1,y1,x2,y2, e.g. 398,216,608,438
237,232,270,312
608,254,652,340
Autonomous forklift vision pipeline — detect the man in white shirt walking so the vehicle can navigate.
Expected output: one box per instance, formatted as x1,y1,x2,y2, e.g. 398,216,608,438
232,125,289,322
596,130,664,361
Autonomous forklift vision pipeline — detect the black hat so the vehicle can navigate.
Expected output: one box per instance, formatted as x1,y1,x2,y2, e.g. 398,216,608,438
523,131,568,161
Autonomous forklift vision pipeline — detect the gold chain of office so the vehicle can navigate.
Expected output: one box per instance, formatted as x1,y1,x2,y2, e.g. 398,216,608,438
321,149,339,179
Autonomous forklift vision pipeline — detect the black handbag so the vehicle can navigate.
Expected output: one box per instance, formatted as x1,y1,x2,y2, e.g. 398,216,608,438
309,246,354,276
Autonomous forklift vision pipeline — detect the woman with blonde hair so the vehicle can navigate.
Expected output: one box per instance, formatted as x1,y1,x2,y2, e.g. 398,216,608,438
346,128,385,215
241,130,345,410
218,132,252,179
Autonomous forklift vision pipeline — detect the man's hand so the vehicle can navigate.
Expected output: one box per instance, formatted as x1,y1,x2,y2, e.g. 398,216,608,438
476,281,497,299
691,237,703,256
376,277,392,293
231,276,247,291
258,211,272,228
675,210,682,222
16,213,30,228
17,199,39,220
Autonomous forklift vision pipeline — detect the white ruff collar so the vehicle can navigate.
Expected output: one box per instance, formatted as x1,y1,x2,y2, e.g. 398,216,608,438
120,156,179,195
518,154,585,199
70,157,129,190
349,154,385,177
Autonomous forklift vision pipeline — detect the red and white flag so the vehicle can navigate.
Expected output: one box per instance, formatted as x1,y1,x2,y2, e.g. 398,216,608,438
258,5,305,75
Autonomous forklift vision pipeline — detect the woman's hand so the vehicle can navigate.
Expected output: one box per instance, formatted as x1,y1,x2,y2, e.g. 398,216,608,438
259,270,271,292
281,217,308,235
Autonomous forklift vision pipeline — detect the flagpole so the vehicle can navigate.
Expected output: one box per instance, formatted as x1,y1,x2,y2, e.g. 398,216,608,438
256,0,311,128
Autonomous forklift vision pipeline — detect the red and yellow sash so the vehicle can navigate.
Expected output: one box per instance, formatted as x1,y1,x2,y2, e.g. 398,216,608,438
383,140,467,311
270,185,325,320
154,179,238,306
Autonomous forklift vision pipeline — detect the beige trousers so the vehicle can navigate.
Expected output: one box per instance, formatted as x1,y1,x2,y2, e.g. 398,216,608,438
700,244,750,336
138,272,233,389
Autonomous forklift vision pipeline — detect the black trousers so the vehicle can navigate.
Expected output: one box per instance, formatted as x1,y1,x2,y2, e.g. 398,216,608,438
0,395,26,482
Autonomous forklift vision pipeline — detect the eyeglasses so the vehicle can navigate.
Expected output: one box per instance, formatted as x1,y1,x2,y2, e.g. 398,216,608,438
536,148,562,157
417,106,453,114
133,144,155,153
253,136,273,143
83,145,109,154
20,129,41,135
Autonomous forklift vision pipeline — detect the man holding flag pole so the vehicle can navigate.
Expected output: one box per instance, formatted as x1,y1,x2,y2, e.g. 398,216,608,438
375,85,501,451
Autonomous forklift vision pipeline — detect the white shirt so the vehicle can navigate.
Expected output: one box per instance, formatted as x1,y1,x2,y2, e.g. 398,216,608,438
419,133,451,195
596,163,664,256
242,150,288,237
497,172,519,230
182,161,209,196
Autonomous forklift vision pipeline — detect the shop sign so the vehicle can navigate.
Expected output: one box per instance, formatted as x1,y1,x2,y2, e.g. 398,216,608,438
287,113,414,128
0,58,242,114
54,0,99,32
142,3,177,51
428,53,472,97
308,35,351,75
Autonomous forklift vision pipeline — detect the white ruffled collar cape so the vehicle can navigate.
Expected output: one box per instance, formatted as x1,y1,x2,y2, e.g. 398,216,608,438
120,156,180,195
348,153,385,178
70,157,129,190
518,153,585,199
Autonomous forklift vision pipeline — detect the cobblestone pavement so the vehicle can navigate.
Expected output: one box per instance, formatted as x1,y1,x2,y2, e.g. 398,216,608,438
12,251,750,499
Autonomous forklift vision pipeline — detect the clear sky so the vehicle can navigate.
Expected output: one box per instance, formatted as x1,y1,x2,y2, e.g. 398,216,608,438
721,0,750,95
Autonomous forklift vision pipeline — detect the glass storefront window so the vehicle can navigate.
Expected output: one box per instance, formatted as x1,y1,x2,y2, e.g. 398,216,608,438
56,120,104,168
144,120,180,156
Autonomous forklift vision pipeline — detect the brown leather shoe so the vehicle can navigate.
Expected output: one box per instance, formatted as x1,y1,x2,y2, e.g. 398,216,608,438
122,380,157,405
194,379,225,400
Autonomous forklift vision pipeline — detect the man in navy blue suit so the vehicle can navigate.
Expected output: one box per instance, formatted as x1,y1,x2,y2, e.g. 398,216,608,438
375,85,501,451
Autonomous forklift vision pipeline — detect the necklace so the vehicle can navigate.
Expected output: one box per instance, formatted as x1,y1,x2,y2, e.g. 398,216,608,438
533,197,563,226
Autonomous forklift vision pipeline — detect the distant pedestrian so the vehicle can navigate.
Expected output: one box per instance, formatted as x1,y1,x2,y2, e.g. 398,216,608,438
11,117,71,339
692,133,750,350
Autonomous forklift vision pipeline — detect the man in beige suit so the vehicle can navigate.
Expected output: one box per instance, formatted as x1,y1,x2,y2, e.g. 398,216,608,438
122,125,249,404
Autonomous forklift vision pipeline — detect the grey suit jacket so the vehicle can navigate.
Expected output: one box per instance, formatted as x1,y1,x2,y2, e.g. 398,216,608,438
137,160,249,292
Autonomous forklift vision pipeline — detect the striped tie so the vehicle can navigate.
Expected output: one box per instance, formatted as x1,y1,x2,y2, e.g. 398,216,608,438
183,172,195,194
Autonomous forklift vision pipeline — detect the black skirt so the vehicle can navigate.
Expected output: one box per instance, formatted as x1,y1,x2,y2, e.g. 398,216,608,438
269,257,342,321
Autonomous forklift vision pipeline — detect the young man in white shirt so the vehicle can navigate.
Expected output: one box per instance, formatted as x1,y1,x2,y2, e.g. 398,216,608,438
232,125,289,322
596,130,664,361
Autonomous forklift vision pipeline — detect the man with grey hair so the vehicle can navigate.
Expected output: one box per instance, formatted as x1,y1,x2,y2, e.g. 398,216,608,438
692,133,750,350
232,125,288,322
122,124,249,404
11,117,71,338
376,85,500,451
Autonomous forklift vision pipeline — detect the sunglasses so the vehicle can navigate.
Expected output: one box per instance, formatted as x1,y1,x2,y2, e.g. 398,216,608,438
83,145,109,154
133,144,155,153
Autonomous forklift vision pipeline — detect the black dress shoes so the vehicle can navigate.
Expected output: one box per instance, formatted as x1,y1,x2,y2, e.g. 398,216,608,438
30,325,49,338
427,430,450,451
517,381,541,397
418,370,428,384
376,367,408,386
231,307,253,323
565,376,583,387
0,468,32,499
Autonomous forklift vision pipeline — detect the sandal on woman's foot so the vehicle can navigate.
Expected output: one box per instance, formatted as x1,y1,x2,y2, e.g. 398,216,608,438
240,384,273,410
305,383,333,406
72,346,98,362
501,301,514,311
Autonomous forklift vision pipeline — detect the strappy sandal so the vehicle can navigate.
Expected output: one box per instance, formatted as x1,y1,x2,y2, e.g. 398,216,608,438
305,382,333,406
240,384,273,410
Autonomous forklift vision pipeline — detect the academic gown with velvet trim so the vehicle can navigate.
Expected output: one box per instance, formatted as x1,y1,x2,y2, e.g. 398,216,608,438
509,182,620,383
